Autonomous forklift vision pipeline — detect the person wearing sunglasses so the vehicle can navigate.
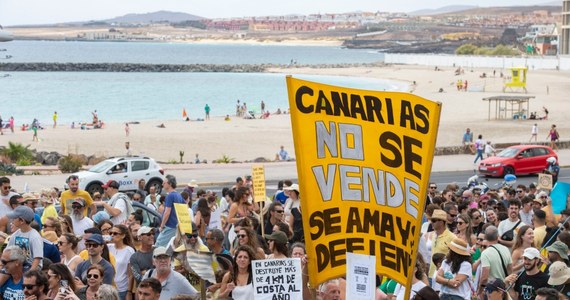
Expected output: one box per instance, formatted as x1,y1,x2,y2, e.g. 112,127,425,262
484,278,509,300
427,209,456,279
46,263,77,299
130,226,156,291
76,264,105,300
0,246,26,299
74,234,116,285
263,202,285,236
58,233,83,274
23,269,49,300
0,176,17,219
108,225,136,300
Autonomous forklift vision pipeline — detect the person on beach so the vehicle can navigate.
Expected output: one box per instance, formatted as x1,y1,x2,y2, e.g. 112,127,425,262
125,123,130,137
92,110,98,124
473,134,484,164
260,100,265,113
204,104,210,120
547,124,559,150
32,120,39,142
0,115,3,135
530,123,538,142
462,128,473,152
9,116,14,133
53,111,57,128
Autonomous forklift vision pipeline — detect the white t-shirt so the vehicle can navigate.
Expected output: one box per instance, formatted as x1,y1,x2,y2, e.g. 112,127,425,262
108,194,129,225
72,217,95,252
498,218,523,237
108,244,135,292
8,228,44,268
393,280,426,300
439,260,473,299
0,191,17,218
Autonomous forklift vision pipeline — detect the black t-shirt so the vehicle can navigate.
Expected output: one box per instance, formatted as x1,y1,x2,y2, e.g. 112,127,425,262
552,284,570,299
514,271,549,300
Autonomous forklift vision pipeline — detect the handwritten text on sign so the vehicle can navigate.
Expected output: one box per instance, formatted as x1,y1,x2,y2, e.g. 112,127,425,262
286,76,441,289
252,258,302,300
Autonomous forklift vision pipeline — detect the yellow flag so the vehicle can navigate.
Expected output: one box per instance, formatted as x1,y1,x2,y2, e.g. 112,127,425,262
286,76,442,290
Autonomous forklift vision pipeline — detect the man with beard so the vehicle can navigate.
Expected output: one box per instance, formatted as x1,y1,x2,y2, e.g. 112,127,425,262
23,269,49,300
0,176,17,218
505,247,549,300
142,247,197,300
70,198,95,238
60,175,96,217
497,199,524,248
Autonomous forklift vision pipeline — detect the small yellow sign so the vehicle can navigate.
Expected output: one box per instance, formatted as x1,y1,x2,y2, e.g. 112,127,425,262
538,173,553,190
252,164,267,203
174,203,193,234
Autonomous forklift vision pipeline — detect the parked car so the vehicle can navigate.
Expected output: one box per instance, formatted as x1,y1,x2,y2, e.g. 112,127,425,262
478,145,557,177
72,156,164,196
35,201,162,228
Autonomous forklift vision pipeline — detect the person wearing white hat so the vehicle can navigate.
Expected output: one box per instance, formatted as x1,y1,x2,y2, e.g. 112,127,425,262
436,237,473,300
548,261,570,296
283,184,303,243
141,247,197,300
505,247,549,300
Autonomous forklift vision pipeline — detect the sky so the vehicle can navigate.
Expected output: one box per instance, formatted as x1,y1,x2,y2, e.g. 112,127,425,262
0,0,553,26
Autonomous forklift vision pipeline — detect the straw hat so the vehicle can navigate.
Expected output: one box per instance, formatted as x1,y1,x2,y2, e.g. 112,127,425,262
430,209,448,222
448,237,470,256
187,180,199,188
548,261,570,285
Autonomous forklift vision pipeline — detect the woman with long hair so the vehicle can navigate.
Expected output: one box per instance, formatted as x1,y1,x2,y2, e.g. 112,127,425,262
44,216,63,237
456,214,476,247
76,264,105,300
107,224,135,300
228,187,252,225
435,237,473,300
98,219,114,237
220,245,257,299
284,184,303,243
234,227,265,259
59,215,74,235
47,263,78,299
511,225,535,273
194,197,212,239
265,231,289,259
58,232,83,273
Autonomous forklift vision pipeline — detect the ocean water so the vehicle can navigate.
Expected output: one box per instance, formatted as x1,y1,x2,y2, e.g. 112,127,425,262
0,41,404,123
2,40,385,64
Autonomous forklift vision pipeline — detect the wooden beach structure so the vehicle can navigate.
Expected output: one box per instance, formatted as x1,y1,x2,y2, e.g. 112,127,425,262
482,95,535,120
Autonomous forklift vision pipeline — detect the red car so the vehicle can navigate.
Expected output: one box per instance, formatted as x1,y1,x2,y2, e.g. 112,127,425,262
478,145,558,177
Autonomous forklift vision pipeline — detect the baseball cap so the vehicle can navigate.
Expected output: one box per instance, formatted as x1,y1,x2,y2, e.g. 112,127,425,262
86,234,104,245
522,247,541,260
7,206,35,222
137,226,154,237
72,198,86,207
102,180,120,189
153,247,168,257
264,231,288,244
283,183,299,192
484,278,507,294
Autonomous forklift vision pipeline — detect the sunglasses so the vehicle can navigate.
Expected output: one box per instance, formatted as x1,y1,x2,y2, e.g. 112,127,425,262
429,186,437,189
72,205,82,209
23,284,36,289
110,231,122,236
2,186,11,190
140,232,154,237
274,210,284,213
457,221,465,225
237,234,247,239
185,233,198,238
540,196,548,199
516,190,523,193
449,214,457,218
85,243,100,248
1,259,15,265
58,241,66,246
87,274,100,279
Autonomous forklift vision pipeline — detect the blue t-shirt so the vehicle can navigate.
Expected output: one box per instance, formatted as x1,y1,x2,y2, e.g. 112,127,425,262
44,240,61,263
75,258,115,285
164,191,185,228
274,191,288,205
0,277,23,300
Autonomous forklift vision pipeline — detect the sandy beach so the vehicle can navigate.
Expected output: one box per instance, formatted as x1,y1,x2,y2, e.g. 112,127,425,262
1,64,569,163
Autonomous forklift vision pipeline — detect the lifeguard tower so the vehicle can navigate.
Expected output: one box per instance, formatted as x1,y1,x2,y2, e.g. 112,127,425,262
503,67,527,93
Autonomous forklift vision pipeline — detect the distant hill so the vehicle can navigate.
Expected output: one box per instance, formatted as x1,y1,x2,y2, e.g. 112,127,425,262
540,1,562,5
104,10,204,24
437,5,562,16
409,5,477,16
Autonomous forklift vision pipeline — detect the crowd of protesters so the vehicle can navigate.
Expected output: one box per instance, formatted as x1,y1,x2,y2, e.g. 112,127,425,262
2,170,570,300
0,175,348,300
381,180,570,300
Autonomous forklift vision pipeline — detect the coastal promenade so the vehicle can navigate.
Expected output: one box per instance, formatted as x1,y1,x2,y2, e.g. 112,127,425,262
9,149,570,192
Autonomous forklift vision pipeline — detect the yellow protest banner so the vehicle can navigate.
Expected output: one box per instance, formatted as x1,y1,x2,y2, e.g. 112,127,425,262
252,164,267,203
174,203,193,234
286,76,441,291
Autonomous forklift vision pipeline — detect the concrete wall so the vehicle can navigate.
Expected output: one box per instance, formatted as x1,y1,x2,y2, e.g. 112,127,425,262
384,53,570,71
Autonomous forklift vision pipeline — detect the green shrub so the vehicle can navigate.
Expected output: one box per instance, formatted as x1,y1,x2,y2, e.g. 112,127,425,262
1,142,34,163
214,154,234,164
58,155,83,173
16,157,33,166
0,162,23,175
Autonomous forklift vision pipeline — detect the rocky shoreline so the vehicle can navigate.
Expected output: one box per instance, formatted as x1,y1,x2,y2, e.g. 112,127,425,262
0,62,384,72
